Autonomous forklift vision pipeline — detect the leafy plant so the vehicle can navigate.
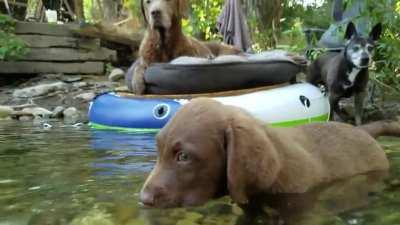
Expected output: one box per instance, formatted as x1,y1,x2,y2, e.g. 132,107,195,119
184,0,224,40
340,0,400,92
0,14,29,61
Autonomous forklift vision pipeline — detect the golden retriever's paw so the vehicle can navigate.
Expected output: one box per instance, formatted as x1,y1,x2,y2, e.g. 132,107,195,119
132,71,146,95
132,78,146,95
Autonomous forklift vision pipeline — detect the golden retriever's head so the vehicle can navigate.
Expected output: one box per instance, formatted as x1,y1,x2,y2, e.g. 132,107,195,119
141,0,188,30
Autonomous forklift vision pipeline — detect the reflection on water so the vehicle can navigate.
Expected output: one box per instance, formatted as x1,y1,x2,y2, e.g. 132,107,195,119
0,120,399,225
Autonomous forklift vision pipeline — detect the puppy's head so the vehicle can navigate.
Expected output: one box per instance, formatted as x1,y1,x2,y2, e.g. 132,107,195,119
344,22,382,68
139,99,281,208
141,0,188,30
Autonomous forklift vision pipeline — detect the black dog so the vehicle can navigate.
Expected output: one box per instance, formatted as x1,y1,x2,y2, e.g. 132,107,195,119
307,22,382,125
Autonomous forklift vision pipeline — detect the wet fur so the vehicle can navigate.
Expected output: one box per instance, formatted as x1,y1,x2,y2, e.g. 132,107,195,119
140,98,398,208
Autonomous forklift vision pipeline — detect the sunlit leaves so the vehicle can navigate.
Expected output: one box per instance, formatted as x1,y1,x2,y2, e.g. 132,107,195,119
0,14,29,61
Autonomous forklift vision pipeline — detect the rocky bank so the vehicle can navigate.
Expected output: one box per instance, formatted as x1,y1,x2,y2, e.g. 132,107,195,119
0,70,399,125
0,68,126,124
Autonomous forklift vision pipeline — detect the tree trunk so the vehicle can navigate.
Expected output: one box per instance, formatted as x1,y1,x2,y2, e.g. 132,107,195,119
25,0,44,21
244,0,283,30
243,0,283,48
102,0,122,22
74,0,85,21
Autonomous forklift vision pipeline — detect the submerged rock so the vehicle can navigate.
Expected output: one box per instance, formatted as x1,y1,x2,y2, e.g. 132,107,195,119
21,107,53,118
73,82,89,89
69,208,114,225
51,106,65,118
0,106,14,118
61,75,82,83
63,107,81,123
74,92,95,102
13,82,68,98
63,107,79,117
19,115,34,121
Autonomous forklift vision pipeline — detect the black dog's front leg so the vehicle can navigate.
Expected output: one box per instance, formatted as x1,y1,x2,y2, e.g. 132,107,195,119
329,93,350,122
354,91,367,125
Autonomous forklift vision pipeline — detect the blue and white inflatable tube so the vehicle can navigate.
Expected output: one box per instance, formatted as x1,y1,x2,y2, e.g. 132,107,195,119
88,83,330,132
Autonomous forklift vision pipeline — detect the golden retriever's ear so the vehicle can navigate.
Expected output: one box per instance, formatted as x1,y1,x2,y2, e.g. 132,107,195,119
225,112,281,204
177,0,189,19
141,0,148,25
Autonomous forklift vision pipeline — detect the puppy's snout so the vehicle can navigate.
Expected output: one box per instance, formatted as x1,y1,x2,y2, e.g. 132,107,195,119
140,184,165,207
140,188,155,206
151,9,162,19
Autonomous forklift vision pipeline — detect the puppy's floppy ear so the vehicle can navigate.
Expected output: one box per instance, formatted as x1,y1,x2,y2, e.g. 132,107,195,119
369,23,382,42
225,111,281,205
344,22,357,40
141,0,148,25
177,0,189,19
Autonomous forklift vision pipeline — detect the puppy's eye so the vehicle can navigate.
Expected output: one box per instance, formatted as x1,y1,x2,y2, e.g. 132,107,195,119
367,45,374,52
176,152,190,162
146,0,151,4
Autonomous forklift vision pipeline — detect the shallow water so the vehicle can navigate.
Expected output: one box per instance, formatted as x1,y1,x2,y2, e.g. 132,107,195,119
0,120,399,225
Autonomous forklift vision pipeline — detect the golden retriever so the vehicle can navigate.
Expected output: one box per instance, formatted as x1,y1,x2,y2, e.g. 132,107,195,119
132,0,242,94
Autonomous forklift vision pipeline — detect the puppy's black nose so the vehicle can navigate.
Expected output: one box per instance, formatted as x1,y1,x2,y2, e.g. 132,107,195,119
151,10,161,18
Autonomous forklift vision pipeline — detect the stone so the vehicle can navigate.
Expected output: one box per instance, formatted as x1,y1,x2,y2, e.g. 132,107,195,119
108,68,125,82
63,107,80,121
13,82,68,98
51,106,65,118
21,107,53,118
60,75,82,83
0,106,14,118
19,115,34,121
74,92,95,102
72,82,89,89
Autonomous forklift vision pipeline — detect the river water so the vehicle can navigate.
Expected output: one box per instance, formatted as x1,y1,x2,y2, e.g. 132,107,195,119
0,121,399,225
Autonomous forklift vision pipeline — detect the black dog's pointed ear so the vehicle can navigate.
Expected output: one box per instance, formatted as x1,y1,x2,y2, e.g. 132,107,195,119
141,0,148,25
344,22,357,40
225,111,281,205
369,23,382,42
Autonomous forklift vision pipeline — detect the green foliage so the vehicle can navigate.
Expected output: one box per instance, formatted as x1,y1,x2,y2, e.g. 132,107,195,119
278,18,307,53
184,0,224,40
361,0,400,92
247,14,276,52
123,0,140,16
0,14,28,61
276,0,399,90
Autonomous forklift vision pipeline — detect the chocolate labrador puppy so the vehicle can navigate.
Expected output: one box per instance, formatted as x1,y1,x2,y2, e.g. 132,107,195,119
140,98,399,208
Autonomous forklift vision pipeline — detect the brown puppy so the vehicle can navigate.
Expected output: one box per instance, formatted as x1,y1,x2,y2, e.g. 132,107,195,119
140,98,399,208
133,0,242,94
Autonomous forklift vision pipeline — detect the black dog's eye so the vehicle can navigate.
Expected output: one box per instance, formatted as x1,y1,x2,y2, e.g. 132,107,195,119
367,45,374,52
177,152,190,162
353,46,361,52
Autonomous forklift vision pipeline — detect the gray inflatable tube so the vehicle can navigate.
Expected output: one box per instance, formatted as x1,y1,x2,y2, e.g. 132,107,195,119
125,51,306,95
143,60,303,94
